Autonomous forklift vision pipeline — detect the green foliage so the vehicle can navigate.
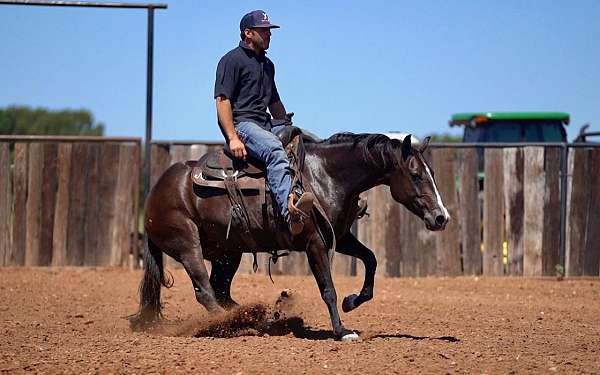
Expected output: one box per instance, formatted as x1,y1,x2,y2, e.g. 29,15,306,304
425,133,462,143
0,106,105,136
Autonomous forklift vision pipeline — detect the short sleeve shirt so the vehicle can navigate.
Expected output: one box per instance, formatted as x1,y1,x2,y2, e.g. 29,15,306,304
214,41,281,130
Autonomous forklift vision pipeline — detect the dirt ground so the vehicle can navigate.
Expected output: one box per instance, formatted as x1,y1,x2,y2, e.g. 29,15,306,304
1,268,599,374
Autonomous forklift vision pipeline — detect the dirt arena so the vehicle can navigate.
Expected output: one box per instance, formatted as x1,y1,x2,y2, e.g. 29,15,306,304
1,268,599,374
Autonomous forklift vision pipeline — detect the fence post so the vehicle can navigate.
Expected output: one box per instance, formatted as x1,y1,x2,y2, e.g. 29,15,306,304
559,143,568,272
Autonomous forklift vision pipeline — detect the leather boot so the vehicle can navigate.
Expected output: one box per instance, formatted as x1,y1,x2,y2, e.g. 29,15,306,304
287,192,315,235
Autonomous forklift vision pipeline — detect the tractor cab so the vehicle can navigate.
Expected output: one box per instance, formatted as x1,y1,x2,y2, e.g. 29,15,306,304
449,112,569,143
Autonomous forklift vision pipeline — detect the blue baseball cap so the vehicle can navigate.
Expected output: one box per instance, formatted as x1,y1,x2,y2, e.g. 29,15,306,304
240,10,280,31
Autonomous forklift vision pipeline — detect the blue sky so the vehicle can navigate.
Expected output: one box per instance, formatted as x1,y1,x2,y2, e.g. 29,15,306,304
1,1,599,141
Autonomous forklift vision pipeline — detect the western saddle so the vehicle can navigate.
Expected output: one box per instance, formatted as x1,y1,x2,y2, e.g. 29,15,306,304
189,125,304,192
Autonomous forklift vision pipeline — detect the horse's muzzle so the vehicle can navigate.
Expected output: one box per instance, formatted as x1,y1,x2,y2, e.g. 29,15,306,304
424,209,449,231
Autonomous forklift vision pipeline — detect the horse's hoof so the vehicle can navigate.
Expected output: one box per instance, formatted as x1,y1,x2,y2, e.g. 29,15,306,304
342,294,358,313
341,332,361,342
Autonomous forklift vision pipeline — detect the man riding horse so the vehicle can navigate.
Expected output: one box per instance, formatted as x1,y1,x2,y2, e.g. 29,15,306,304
131,10,450,341
214,10,314,236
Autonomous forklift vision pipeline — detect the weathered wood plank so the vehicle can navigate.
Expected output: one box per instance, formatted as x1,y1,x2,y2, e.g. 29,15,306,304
368,185,388,277
332,252,353,276
0,143,11,266
384,201,401,277
458,148,482,275
359,187,398,278
151,144,171,189
39,143,58,266
83,144,101,266
398,204,418,277
66,143,89,266
95,143,120,266
583,149,600,276
503,148,524,276
565,148,574,275
237,253,254,274
483,149,504,276
110,144,138,267
399,201,436,277
170,145,191,164
189,144,208,161
432,149,461,276
523,147,545,276
566,148,589,276
25,143,43,266
52,143,72,266
12,143,28,266
281,251,309,276
542,148,561,276
130,143,141,268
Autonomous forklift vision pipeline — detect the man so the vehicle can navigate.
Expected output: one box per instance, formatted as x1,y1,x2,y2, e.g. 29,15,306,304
214,10,314,236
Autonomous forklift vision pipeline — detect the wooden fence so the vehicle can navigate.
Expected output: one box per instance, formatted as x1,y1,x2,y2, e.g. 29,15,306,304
0,137,141,268
3,138,598,278
357,147,600,277
151,143,600,278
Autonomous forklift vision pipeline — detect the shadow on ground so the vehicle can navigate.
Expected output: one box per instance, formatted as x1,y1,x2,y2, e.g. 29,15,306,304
189,304,460,342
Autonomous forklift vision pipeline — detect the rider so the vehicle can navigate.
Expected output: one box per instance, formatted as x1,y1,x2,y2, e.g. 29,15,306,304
214,10,314,236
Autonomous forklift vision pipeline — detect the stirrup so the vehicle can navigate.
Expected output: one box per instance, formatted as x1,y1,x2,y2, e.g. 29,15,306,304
288,192,314,216
287,192,314,235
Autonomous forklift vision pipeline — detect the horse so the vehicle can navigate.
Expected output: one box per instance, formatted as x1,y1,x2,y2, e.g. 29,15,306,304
130,132,449,341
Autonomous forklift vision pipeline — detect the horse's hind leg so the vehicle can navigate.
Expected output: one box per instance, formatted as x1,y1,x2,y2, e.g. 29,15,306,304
149,214,224,314
209,253,242,310
181,251,225,314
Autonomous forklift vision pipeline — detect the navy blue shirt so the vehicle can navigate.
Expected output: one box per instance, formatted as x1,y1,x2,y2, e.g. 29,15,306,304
214,41,281,130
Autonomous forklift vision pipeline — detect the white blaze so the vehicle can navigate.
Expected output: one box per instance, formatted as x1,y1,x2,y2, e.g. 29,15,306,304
424,164,450,220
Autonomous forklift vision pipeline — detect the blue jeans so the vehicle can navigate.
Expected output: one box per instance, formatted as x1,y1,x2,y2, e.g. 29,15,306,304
235,121,291,220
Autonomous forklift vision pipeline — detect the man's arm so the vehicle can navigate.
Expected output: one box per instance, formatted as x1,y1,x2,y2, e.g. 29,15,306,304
216,95,247,160
269,100,287,120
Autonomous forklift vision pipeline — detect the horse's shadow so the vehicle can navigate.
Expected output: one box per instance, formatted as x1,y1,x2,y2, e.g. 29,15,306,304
194,316,460,343
369,333,460,343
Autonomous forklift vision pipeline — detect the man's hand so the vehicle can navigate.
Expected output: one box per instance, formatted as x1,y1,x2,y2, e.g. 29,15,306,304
228,136,247,160
216,96,247,160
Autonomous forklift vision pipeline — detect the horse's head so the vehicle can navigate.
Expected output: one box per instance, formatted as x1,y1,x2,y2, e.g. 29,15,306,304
387,135,450,231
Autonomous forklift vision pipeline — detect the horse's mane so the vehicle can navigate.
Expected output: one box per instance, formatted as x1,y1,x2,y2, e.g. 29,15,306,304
315,132,402,171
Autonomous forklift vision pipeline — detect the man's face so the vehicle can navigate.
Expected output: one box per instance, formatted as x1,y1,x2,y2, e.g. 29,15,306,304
245,27,271,51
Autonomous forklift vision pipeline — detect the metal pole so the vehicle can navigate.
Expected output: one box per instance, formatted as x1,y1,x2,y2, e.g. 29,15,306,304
143,6,154,208
559,143,569,273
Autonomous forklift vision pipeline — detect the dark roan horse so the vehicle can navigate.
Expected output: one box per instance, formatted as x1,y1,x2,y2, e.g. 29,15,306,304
130,132,449,341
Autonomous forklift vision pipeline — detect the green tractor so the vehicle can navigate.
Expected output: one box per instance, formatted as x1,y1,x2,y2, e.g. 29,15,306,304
449,112,569,143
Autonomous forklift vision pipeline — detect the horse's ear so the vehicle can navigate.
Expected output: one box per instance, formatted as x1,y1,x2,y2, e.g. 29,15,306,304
419,136,431,153
401,134,412,161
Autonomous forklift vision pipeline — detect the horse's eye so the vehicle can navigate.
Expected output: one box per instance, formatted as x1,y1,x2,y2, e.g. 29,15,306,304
410,172,422,182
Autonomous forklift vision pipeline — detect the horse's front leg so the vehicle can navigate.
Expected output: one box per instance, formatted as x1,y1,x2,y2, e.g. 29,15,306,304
305,234,360,341
335,232,377,313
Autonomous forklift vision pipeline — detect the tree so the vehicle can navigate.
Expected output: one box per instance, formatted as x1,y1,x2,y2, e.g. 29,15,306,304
0,106,105,136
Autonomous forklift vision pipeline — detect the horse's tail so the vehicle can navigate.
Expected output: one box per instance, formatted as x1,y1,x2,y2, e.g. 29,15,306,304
129,237,173,330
